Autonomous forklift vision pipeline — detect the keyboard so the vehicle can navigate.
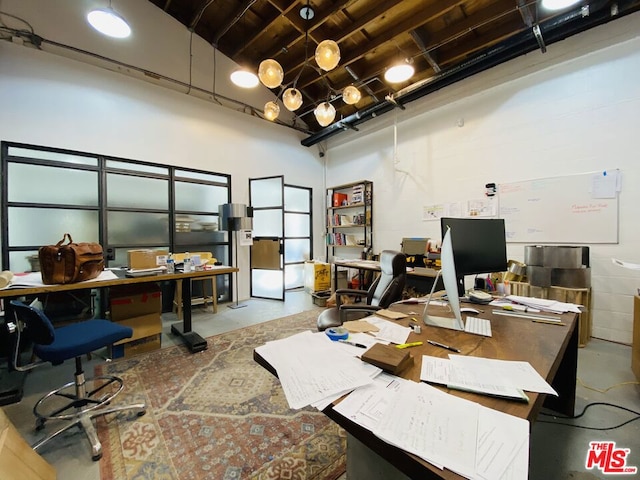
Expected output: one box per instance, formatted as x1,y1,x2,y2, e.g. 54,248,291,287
464,316,492,337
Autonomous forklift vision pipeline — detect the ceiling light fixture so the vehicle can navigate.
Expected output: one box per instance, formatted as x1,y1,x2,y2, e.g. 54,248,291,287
384,59,415,83
230,69,259,88
264,101,280,121
87,3,131,39
254,0,359,127
541,0,582,10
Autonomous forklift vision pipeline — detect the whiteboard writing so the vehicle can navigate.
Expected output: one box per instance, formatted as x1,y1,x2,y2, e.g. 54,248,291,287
498,172,619,244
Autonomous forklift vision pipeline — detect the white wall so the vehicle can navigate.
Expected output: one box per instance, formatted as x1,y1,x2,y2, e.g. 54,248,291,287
0,0,327,302
325,12,640,344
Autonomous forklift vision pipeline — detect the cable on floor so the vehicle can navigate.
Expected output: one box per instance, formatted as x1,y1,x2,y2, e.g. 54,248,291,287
577,377,640,393
539,402,640,431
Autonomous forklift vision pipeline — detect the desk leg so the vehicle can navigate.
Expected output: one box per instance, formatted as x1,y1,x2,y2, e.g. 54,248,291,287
170,278,208,353
544,317,578,416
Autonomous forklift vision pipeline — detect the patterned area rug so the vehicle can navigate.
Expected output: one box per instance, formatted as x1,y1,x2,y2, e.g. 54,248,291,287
96,310,346,480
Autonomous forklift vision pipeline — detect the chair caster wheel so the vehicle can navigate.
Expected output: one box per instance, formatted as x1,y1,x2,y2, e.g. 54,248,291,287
137,410,147,417
35,418,46,431
92,452,103,461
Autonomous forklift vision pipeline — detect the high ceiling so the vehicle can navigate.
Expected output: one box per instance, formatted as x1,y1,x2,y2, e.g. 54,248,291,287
148,0,640,146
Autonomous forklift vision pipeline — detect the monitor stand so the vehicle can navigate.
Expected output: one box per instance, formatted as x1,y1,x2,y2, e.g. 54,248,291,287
423,313,464,331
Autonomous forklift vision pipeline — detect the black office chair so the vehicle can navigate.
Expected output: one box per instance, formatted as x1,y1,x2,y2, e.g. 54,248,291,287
7,300,147,461
317,250,407,331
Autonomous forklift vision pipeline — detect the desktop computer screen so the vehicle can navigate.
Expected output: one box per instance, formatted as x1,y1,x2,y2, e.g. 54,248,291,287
440,217,508,296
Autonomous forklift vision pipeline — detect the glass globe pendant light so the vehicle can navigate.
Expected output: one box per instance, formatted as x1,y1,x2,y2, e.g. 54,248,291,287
315,40,340,71
282,88,303,111
314,102,336,127
342,85,361,105
264,101,280,121
258,59,284,89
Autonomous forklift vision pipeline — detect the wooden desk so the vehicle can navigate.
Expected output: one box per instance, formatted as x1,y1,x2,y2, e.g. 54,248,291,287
254,302,578,479
332,259,440,292
0,267,237,354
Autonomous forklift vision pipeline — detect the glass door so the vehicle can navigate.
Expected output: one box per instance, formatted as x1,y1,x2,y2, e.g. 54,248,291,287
249,176,284,300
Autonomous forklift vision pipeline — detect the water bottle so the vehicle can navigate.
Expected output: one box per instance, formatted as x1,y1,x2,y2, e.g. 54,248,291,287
183,252,192,273
166,253,175,274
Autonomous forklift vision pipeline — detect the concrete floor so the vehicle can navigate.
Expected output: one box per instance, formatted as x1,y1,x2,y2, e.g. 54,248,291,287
2,292,638,480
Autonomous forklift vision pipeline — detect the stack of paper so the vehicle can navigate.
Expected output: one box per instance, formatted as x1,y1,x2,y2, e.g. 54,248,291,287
505,295,582,314
255,331,381,409
420,355,557,401
334,377,530,479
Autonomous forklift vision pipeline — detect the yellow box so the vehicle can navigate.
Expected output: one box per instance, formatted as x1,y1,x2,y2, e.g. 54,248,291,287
127,249,169,270
304,261,331,293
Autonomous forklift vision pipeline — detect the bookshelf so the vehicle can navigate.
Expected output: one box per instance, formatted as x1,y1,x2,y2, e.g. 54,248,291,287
326,181,373,261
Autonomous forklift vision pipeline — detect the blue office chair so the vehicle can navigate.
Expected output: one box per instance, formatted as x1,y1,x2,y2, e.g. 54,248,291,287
7,300,146,461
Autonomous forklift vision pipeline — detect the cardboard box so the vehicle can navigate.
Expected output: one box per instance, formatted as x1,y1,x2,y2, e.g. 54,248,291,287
305,261,331,293
127,249,169,270
110,284,162,321
110,334,161,359
113,313,162,346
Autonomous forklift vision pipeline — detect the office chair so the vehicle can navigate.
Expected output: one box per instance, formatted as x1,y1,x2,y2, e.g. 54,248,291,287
317,250,407,331
7,300,146,461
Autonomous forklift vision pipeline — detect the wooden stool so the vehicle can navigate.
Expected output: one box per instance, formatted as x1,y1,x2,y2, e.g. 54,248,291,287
172,277,218,320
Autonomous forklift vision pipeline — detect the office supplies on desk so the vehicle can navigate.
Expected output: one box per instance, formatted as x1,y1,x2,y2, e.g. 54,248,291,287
325,327,349,341
426,340,459,353
396,341,423,349
339,339,367,348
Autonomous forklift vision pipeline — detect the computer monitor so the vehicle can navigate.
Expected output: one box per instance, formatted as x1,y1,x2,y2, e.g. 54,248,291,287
440,217,508,296
421,227,465,331
401,237,429,256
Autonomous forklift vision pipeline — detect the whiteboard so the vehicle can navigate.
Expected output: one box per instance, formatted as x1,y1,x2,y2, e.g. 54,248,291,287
498,172,619,244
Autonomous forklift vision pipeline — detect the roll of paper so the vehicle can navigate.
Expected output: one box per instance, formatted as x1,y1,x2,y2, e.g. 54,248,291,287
0,270,14,289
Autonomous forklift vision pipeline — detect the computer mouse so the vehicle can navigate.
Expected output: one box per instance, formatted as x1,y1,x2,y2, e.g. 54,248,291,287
460,307,480,314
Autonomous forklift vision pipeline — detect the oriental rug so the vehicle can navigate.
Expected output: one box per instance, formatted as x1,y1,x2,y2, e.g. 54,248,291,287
96,310,346,480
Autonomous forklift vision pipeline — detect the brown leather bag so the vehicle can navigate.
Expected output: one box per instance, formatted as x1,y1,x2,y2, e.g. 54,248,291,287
38,233,105,285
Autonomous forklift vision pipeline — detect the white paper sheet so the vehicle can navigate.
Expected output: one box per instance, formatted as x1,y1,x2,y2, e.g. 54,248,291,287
365,315,412,344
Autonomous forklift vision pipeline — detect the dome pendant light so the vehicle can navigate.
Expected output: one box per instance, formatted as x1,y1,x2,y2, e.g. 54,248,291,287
541,0,581,10
230,69,259,88
314,102,336,127
258,59,284,89
264,101,280,121
384,59,414,83
87,6,131,38
283,88,303,111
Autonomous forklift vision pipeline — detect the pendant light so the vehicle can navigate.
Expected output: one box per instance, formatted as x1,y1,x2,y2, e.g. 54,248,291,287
384,59,414,83
283,88,303,111
264,101,280,121
314,102,336,127
342,85,362,105
230,69,259,88
258,59,284,89
87,3,131,39
315,40,340,71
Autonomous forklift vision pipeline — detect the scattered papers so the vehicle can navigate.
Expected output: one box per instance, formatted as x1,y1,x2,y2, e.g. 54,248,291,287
365,315,412,344
505,295,582,314
126,266,166,277
255,331,380,409
343,319,379,333
334,376,530,479
374,309,408,320
420,356,528,401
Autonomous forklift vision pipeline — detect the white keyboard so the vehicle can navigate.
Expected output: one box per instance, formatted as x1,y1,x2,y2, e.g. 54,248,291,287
464,316,492,337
